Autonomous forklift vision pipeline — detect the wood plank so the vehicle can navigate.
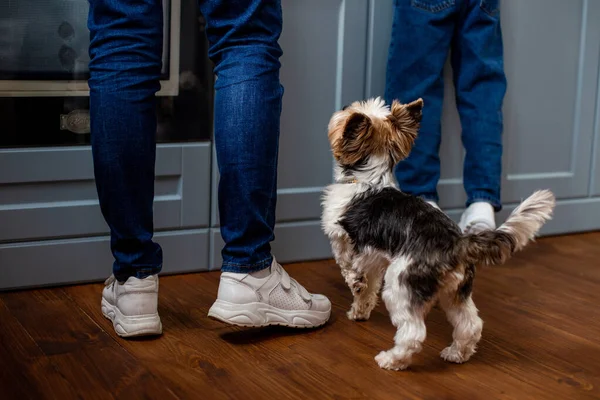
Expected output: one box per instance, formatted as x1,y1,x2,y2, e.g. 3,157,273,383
64,282,236,400
66,274,367,400
289,262,560,400
0,289,179,399
0,298,78,400
1,232,600,399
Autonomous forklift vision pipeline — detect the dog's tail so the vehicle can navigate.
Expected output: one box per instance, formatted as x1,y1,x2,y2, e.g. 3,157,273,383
457,189,556,266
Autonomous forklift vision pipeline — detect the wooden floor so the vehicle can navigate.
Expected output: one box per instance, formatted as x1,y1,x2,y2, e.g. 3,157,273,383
1,233,600,399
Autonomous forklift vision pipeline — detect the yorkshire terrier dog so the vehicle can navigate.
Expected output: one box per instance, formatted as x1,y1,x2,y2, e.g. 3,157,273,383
321,97,555,371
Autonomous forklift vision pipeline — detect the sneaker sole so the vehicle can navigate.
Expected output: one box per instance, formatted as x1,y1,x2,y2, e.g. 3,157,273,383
207,299,331,329
101,298,163,338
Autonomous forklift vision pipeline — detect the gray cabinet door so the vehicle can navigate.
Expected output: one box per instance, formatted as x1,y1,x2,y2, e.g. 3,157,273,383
0,143,212,289
593,126,600,197
0,143,211,242
367,0,600,210
209,0,369,267
592,74,600,197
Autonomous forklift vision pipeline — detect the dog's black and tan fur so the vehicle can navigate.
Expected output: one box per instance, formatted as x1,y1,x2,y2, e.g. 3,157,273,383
321,97,555,371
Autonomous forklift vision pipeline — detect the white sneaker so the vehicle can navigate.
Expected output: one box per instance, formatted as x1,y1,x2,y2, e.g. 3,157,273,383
459,201,496,234
208,259,331,328
101,274,163,338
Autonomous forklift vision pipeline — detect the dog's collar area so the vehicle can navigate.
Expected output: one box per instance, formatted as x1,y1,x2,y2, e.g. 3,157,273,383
339,177,359,184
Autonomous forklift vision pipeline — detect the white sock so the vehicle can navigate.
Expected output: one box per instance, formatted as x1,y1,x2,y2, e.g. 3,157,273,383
249,266,271,279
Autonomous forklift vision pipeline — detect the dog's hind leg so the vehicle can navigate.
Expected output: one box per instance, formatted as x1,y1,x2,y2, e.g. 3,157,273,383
439,265,483,364
375,257,435,371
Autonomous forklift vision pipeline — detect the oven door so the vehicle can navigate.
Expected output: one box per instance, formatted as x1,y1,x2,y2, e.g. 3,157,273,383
0,0,180,97
0,0,213,147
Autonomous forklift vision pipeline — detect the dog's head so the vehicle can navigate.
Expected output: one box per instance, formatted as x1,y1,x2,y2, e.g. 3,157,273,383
327,97,423,179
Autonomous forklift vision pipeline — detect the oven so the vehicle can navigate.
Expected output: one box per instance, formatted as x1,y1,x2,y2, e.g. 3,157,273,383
0,0,214,147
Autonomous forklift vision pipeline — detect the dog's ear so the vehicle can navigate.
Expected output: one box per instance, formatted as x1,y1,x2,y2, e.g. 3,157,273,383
387,98,423,161
389,98,423,126
334,113,373,166
405,98,423,123
342,113,371,141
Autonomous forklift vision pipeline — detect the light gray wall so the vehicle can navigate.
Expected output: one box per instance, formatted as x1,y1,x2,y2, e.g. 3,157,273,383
1,0,599,289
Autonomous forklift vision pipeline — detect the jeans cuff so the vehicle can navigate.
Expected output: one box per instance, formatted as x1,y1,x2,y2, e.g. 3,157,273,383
221,254,273,273
466,195,502,212
115,265,162,282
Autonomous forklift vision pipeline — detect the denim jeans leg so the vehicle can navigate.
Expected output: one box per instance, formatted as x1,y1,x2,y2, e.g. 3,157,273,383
87,0,164,281
199,0,284,273
385,0,457,202
452,0,507,211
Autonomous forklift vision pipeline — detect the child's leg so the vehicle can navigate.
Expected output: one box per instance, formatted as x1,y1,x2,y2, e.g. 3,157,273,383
452,0,507,213
384,0,457,203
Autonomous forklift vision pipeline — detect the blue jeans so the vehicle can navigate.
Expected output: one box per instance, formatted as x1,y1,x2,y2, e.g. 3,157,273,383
88,0,283,281
384,0,507,211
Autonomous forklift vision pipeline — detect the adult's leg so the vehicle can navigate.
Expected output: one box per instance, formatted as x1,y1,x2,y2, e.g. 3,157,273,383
199,0,283,273
201,0,331,328
88,0,164,281
452,0,506,212
384,0,456,203
88,0,163,337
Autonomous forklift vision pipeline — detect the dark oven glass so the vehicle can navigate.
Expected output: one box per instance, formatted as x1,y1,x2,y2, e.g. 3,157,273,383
0,0,214,148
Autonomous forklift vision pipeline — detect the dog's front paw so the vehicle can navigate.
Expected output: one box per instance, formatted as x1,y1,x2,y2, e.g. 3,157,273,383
347,300,375,321
350,275,367,295
440,345,473,364
375,350,410,371
347,307,371,321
